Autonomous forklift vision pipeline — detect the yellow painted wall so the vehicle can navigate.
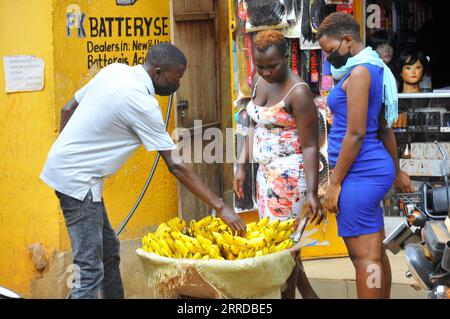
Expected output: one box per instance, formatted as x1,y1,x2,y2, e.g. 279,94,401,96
52,0,177,245
0,0,178,296
0,0,59,296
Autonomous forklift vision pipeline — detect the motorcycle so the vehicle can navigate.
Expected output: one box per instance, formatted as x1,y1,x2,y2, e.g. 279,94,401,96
384,141,450,299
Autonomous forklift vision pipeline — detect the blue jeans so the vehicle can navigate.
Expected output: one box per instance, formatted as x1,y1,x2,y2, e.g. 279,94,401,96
55,190,124,299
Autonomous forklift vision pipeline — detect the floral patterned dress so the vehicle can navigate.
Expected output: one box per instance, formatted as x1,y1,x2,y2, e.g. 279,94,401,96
246,79,310,222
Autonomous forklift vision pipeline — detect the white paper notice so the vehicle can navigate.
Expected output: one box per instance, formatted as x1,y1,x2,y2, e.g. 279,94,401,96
3,55,45,93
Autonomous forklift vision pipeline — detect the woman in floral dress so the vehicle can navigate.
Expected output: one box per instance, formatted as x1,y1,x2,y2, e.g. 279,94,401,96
233,30,324,299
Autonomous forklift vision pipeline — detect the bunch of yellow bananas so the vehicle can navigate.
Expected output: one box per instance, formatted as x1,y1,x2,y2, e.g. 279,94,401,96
141,216,296,260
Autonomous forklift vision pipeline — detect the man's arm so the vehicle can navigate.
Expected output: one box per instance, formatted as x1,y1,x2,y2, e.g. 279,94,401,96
60,98,79,133
159,150,246,235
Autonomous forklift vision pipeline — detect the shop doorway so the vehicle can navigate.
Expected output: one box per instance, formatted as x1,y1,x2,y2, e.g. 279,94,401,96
170,0,224,221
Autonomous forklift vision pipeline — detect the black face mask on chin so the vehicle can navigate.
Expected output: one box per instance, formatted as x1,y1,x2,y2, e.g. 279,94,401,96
154,72,179,96
327,39,352,69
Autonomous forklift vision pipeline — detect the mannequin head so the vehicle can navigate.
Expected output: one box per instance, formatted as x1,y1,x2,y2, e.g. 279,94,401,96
367,29,394,64
397,48,429,93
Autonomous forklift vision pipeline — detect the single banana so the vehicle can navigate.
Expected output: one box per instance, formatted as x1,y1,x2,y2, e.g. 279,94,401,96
163,235,176,252
207,220,220,232
274,231,288,244
230,244,240,256
212,232,225,246
197,215,213,228
142,235,149,246
237,250,248,260
143,244,152,253
208,247,221,259
160,247,173,258
226,252,235,260
217,225,230,233
275,238,293,251
233,236,249,247
268,219,280,231
174,251,182,258
157,222,170,230
221,231,235,245
185,241,199,254
257,217,270,228
222,243,231,254
189,219,197,232
198,228,214,241
170,231,183,241
245,222,258,232
157,237,172,253
169,217,186,232
190,238,204,253
278,219,296,231
180,233,195,244
210,244,221,255
246,236,266,249
196,234,213,248
262,228,277,244
174,239,189,257
245,230,262,239
149,239,162,255
167,218,178,231
192,252,202,259
278,230,293,243
156,222,172,235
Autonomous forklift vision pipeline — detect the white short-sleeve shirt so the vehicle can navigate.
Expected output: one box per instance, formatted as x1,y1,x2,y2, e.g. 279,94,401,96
40,63,176,202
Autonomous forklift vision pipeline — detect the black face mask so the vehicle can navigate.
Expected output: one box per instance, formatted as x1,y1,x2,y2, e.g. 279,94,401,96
327,39,352,69
154,71,179,96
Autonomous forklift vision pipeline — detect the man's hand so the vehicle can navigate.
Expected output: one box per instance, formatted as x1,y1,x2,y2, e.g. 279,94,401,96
323,182,341,215
217,205,246,236
160,150,246,236
394,171,415,193
304,192,325,225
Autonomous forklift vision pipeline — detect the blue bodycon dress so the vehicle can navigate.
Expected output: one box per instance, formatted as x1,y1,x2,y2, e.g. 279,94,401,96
327,63,395,237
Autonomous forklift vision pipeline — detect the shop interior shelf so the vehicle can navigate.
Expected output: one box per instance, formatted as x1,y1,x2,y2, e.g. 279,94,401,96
393,129,450,134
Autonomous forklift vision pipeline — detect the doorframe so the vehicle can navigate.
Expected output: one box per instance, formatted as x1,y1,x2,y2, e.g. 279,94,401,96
169,0,233,215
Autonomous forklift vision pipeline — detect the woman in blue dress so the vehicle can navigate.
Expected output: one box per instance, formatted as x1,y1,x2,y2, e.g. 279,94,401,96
316,13,414,298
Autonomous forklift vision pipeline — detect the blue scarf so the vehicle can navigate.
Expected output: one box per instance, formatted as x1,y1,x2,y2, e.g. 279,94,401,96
331,47,398,128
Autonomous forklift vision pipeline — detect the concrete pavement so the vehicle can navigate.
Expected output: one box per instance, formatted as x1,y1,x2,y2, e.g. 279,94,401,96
299,251,429,299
